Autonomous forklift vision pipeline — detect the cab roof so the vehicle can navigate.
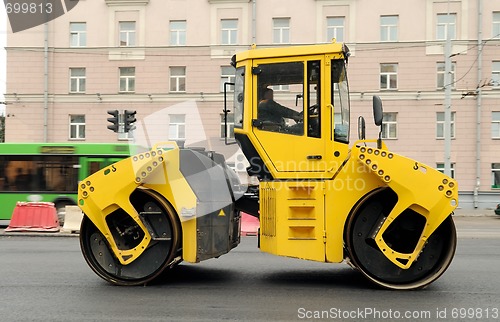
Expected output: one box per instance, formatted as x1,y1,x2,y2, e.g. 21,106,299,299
234,42,348,64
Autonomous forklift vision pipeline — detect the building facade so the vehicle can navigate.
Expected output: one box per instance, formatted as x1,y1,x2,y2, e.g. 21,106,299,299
4,0,500,208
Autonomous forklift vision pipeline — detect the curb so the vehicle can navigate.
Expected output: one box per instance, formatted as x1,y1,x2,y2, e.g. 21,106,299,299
1,212,498,237
0,229,79,237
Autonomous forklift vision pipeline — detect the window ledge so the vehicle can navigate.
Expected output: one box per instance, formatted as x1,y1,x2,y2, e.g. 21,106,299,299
105,0,149,6
208,0,249,3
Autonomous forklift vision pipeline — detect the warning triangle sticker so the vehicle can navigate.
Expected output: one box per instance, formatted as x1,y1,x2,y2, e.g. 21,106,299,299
218,209,226,217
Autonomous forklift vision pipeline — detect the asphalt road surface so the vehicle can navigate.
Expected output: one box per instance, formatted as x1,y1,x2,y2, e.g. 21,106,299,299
0,216,499,321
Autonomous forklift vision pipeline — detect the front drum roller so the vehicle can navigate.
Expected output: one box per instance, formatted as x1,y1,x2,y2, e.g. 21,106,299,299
80,189,181,286
345,195,457,290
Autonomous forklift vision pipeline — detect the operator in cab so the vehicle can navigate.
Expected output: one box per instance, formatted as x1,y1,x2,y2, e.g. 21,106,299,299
257,88,303,135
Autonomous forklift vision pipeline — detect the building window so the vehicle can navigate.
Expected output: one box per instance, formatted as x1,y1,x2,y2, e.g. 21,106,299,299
437,163,455,179
492,112,500,138
492,61,500,87
69,68,86,93
493,163,500,188
273,18,290,44
436,112,456,139
168,114,186,140
220,113,234,139
380,15,398,42
380,63,398,90
221,19,238,45
170,66,186,92
271,84,290,92
381,112,397,139
119,21,136,46
326,17,344,42
437,62,456,89
436,13,456,40
493,12,500,39
170,20,186,46
119,67,135,93
69,115,85,139
70,22,86,47
220,66,235,92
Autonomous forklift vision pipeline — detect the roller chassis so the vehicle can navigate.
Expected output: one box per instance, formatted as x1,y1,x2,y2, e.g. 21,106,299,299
78,141,457,290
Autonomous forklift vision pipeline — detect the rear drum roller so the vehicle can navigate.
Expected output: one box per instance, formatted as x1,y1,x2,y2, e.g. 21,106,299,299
345,197,456,290
80,189,181,285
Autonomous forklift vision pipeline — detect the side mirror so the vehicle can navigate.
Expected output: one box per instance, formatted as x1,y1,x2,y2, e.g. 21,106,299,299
357,116,366,140
373,96,383,126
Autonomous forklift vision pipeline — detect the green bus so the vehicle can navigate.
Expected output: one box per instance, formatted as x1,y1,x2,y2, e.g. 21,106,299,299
0,142,139,226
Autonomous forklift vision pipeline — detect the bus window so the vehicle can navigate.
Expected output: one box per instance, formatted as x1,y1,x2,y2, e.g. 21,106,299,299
0,156,79,193
89,161,102,175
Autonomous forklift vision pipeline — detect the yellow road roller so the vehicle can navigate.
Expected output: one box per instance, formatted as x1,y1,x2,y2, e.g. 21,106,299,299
78,43,457,290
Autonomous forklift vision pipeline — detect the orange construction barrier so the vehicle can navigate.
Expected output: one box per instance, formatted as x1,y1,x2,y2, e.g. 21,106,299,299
240,212,259,236
5,202,60,232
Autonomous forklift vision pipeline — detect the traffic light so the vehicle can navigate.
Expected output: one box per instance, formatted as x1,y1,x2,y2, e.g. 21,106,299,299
107,110,119,133
124,110,137,132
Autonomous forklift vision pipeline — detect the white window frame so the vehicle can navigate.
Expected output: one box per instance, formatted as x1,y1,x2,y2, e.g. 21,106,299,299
326,17,344,42
436,13,456,41
271,84,290,92
437,163,455,179
380,15,398,42
220,113,235,139
119,67,135,93
170,20,186,46
70,22,86,47
119,21,136,47
437,62,456,89
69,68,86,93
492,112,500,138
436,112,456,139
491,61,500,87
380,63,398,90
221,19,238,45
168,114,186,140
381,112,397,139
69,114,85,140
493,12,500,39
220,66,235,92
273,18,290,44
170,66,186,93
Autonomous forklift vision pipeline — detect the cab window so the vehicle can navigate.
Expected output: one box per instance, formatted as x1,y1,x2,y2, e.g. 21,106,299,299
256,62,304,136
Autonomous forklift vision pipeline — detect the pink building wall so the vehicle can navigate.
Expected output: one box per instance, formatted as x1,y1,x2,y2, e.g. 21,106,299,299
4,0,500,207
